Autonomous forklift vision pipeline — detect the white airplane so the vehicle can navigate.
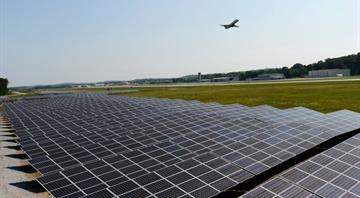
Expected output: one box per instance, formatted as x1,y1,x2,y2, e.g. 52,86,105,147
221,19,239,29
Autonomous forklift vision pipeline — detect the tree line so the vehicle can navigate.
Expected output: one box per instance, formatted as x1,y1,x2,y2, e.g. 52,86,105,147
199,52,360,80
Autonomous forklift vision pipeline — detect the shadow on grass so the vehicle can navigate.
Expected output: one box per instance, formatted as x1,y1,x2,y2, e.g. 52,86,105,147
9,180,46,193
5,153,29,160
7,164,37,174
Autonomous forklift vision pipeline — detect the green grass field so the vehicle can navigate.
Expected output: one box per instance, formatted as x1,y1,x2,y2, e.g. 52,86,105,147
102,80,360,113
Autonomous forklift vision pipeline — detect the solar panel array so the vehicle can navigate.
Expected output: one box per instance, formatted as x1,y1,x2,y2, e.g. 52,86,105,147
3,93,360,198
242,133,360,198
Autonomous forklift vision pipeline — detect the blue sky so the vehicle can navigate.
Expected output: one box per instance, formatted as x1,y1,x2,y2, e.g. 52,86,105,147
1,0,359,86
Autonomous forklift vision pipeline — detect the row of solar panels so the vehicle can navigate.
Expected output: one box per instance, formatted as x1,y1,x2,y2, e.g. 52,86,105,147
242,132,360,198
3,93,360,198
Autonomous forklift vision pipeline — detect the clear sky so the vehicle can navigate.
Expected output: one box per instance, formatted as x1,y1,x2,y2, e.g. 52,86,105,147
1,0,359,87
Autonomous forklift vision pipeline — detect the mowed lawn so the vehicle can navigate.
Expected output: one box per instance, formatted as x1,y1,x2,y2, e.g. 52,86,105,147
114,80,360,113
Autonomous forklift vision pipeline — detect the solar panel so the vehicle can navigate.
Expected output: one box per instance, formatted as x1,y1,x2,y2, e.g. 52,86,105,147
3,93,360,198
241,133,360,198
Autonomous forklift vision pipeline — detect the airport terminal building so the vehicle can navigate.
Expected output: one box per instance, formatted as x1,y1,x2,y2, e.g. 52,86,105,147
308,69,350,77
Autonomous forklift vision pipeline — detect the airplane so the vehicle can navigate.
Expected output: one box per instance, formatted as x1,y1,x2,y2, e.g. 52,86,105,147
221,19,239,29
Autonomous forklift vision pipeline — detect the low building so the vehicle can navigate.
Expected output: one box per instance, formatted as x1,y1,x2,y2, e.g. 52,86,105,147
308,69,350,78
131,78,174,84
253,73,285,80
104,81,129,86
95,83,105,87
212,77,239,82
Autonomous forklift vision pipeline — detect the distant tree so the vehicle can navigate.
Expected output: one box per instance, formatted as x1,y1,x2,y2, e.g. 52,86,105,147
0,78,9,95
238,72,246,80
281,67,290,78
354,53,360,75
288,63,308,77
244,70,260,79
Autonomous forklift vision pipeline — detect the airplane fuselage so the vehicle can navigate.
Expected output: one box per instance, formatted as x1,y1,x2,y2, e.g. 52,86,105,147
221,19,239,29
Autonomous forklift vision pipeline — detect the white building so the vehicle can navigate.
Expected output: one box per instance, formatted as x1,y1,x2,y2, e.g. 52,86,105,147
308,69,350,77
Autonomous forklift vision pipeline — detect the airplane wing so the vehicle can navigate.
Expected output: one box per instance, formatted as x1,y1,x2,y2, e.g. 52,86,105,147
230,19,239,25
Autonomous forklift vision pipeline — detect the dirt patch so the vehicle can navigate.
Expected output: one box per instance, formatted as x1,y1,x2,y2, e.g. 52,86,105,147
0,116,51,198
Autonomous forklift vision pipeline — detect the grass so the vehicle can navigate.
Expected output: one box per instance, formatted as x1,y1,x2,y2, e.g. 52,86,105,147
108,80,360,113
5,91,39,98
71,87,130,92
